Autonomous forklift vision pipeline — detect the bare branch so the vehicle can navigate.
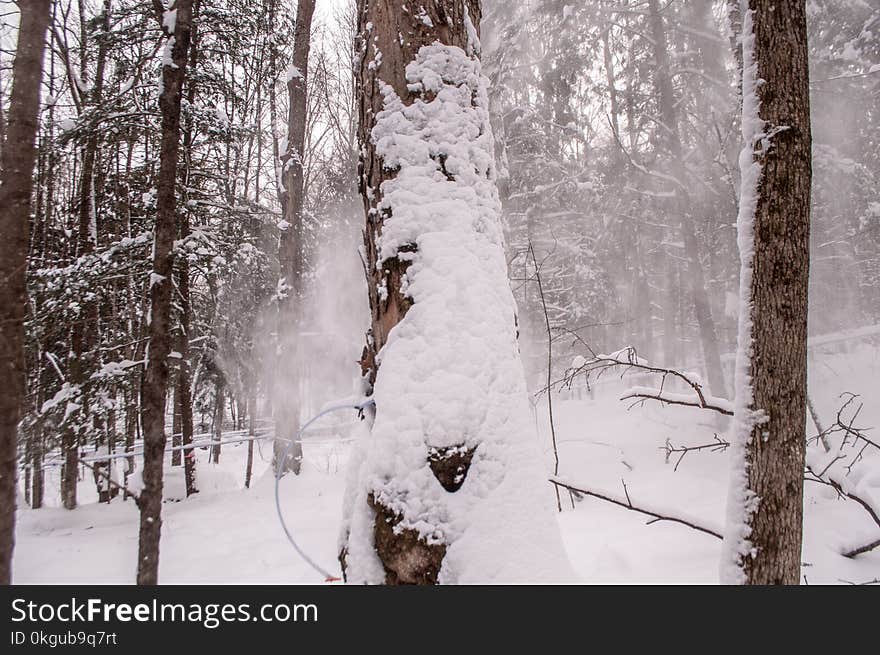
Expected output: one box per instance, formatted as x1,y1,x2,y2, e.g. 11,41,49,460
663,435,729,472
842,539,880,559
528,240,561,512
549,476,723,540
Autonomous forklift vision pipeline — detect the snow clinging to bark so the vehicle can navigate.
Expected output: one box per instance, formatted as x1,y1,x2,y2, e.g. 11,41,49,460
341,40,573,584
720,3,765,585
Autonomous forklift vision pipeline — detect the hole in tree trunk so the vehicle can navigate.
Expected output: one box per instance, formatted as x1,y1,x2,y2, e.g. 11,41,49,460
428,444,476,492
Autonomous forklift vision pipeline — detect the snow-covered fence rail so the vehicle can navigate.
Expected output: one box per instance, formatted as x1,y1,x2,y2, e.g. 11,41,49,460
77,429,275,464
38,418,361,468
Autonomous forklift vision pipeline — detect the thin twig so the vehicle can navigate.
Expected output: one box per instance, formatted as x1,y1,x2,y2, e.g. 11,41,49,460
529,240,561,512
663,434,729,472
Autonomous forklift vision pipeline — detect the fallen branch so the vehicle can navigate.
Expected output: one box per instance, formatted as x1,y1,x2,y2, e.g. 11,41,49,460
841,538,880,559
549,476,723,540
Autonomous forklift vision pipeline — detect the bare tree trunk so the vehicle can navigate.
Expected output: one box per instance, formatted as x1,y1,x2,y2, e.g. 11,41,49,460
722,0,812,585
601,27,621,151
211,382,223,464
178,0,200,498
123,387,136,500
137,0,194,586
75,0,110,258
60,428,79,508
0,0,51,585
105,398,118,502
663,258,678,366
30,429,44,509
245,395,255,489
275,0,316,476
172,382,182,466
24,464,31,508
0,68,5,160
178,261,197,495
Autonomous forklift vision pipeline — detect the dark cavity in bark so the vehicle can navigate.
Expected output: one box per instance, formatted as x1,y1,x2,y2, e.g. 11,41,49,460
428,445,476,492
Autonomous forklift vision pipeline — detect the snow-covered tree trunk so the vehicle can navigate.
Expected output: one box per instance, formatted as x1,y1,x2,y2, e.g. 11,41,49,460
721,0,812,585
137,0,194,586
275,0,316,476
0,0,51,585
339,0,572,584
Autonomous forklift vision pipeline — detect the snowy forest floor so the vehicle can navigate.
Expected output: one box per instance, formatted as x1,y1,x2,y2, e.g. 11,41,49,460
13,345,880,584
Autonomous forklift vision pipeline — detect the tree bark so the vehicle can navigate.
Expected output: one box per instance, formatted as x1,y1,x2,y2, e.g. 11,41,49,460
137,0,194,586
75,0,110,258
0,0,51,585
124,387,136,500
172,383,182,466
30,429,44,510
178,0,200,498
177,255,197,496
245,395,255,489
723,0,812,585
60,427,79,508
275,0,316,477
211,382,223,464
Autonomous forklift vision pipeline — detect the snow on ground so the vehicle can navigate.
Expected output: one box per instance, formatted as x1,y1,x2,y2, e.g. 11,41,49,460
13,344,880,584
15,437,351,584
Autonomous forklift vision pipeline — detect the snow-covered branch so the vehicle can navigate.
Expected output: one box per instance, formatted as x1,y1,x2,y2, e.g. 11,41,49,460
621,386,733,416
558,345,733,415
804,459,880,558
